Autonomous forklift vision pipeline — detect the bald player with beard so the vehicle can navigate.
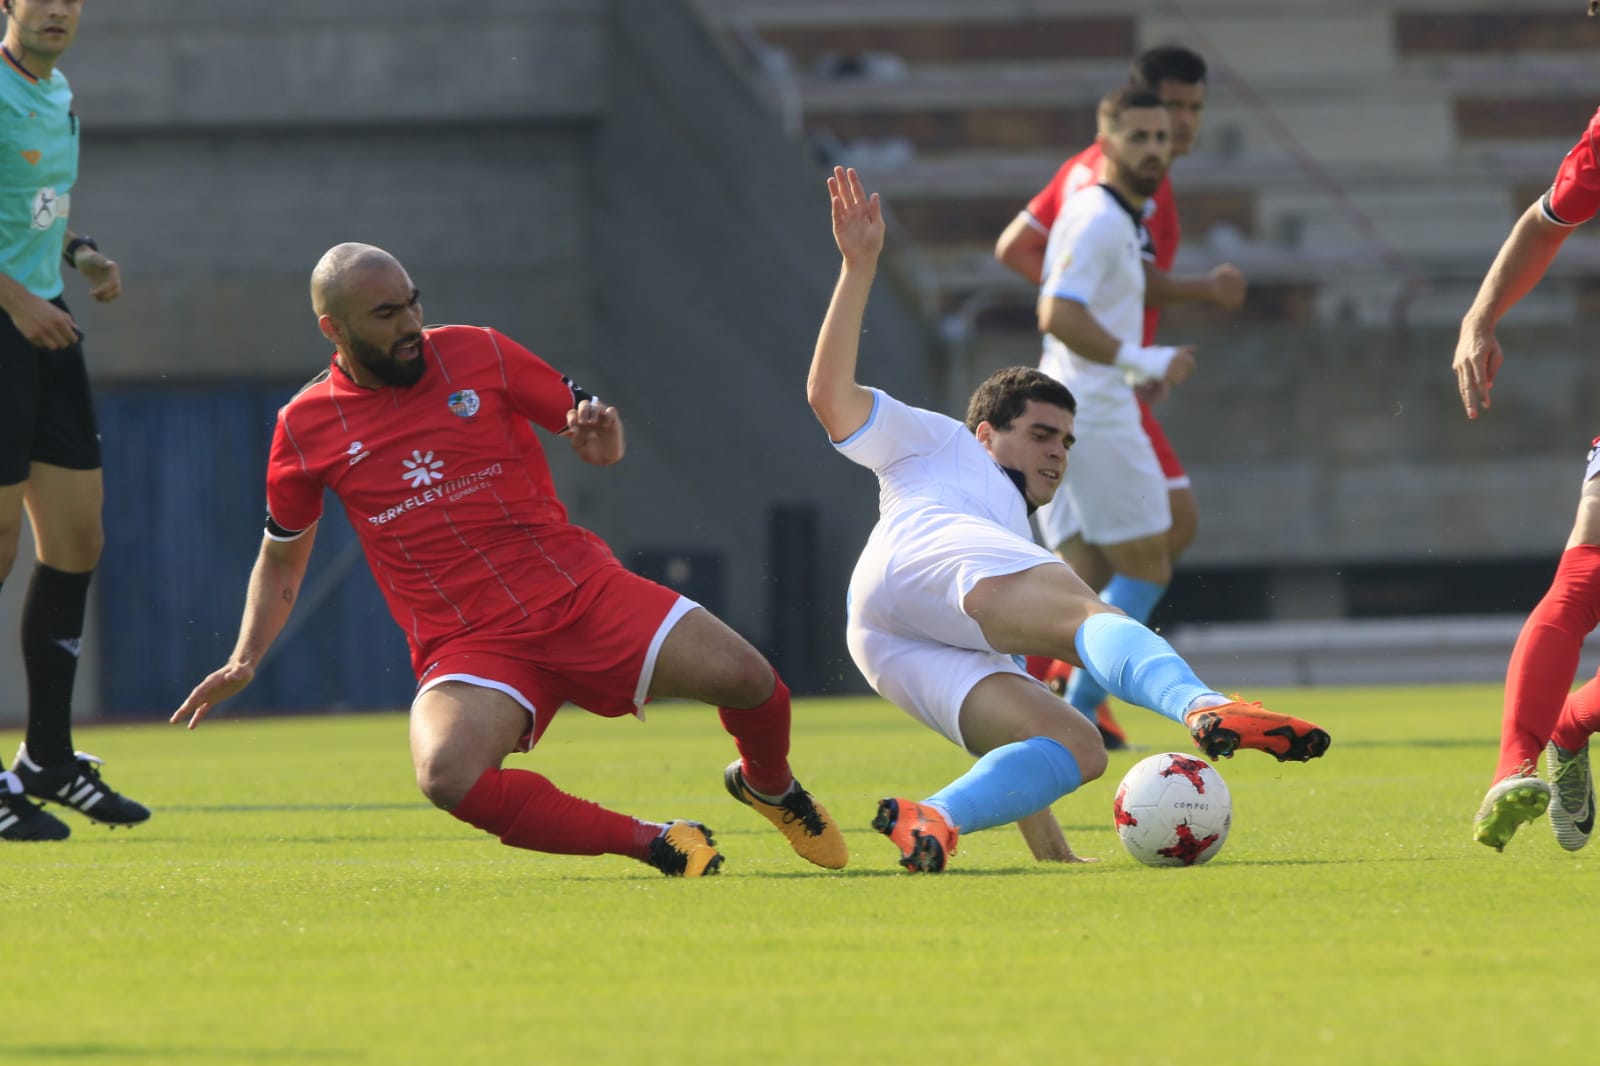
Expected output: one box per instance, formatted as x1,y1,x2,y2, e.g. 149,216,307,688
173,243,849,878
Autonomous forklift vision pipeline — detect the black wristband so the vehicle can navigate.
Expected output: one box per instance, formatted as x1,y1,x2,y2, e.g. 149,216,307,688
63,235,97,268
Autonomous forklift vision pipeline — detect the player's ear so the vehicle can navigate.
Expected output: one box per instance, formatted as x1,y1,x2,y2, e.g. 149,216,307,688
973,421,995,446
316,313,342,346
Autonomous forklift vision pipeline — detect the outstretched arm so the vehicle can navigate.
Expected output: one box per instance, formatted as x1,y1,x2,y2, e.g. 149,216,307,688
807,166,885,442
1454,200,1572,419
171,529,317,728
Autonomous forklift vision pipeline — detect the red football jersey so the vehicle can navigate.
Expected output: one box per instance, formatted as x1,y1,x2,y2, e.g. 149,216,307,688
1024,142,1180,345
265,325,616,670
1544,106,1600,227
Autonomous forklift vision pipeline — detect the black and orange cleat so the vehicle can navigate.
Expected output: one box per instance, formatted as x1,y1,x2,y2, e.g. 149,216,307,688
645,820,723,877
1095,702,1130,751
871,797,959,873
1185,698,1330,762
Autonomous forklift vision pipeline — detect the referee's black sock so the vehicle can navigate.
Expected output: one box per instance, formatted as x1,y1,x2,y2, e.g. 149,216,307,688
22,564,93,768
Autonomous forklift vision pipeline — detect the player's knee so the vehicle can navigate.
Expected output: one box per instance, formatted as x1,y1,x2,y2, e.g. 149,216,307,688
721,654,780,709
414,753,482,811
46,525,103,571
1068,737,1109,784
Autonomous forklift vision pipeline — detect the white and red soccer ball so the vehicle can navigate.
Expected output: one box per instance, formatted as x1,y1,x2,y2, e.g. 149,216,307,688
1113,752,1232,867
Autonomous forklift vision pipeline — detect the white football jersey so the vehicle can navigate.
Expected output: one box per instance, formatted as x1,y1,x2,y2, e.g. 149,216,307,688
833,388,1031,540
1039,184,1151,423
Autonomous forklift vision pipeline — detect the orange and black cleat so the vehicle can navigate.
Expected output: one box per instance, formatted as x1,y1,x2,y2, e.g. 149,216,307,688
1186,698,1331,762
872,797,959,873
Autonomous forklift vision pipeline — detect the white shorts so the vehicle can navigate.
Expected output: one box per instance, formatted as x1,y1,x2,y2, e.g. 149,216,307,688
846,510,1062,748
1035,416,1171,550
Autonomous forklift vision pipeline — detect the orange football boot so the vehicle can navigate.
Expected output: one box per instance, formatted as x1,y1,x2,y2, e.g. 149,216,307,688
1185,697,1330,762
871,798,959,873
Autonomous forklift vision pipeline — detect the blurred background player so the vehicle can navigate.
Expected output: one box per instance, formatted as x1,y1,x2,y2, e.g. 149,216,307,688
172,243,847,877
994,46,1245,749
1029,87,1197,747
811,166,1328,873
0,0,148,840
1455,33,1600,851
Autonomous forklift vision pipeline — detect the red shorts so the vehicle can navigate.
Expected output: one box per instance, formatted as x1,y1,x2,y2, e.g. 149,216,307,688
1138,399,1188,488
415,563,696,751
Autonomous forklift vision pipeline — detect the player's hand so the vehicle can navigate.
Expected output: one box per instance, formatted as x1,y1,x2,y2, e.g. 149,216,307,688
171,662,257,730
1208,263,1246,311
1453,317,1502,419
829,165,885,265
76,250,121,303
566,398,624,465
5,291,80,349
1164,345,1197,386
1134,378,1171,406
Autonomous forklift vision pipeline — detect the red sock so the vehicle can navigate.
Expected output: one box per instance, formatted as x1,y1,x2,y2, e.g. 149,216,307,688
718,669,793,797
1496,545,1600,780
1024,656,1053,681
1552,673,1600,752
451,767,659,861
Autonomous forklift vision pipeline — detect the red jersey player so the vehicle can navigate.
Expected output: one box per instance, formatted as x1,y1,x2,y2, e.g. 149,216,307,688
172,243,848,876
1458,31,1600,851
994,46,1244,747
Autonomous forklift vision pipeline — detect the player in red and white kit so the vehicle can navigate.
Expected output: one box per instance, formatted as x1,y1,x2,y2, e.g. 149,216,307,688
1457,33,1600,851
172,243,848,876
994,46,1245,747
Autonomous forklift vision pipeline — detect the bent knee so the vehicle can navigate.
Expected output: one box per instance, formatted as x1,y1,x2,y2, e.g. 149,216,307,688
415,755,491,811
1068,740,1108,784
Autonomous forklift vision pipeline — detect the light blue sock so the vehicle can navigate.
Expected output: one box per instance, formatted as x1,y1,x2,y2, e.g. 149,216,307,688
1064,574,1168,719
1073,612,1221,725
923,737,1083,834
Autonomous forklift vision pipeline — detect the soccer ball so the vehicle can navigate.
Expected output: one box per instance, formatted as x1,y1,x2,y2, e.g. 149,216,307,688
1113,752,1232,867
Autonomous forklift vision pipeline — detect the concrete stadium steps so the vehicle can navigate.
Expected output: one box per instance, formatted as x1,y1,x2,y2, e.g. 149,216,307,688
703,0,1600,329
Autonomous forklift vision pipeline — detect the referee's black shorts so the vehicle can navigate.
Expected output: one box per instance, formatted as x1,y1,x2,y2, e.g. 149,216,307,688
0,294,102,487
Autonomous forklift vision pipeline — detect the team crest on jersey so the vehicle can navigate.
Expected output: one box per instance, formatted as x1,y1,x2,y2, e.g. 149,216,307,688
447,389,480,418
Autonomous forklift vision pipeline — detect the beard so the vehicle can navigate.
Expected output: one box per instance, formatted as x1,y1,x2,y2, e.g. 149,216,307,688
348,331,425,387
1111,157,1165,198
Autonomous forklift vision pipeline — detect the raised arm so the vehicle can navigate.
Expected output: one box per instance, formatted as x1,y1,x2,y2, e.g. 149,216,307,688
807,166,884,442
1453,200,1573,419
171,529,318,728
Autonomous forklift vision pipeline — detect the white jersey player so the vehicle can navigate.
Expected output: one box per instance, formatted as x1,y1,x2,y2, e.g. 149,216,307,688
809,166,1330,875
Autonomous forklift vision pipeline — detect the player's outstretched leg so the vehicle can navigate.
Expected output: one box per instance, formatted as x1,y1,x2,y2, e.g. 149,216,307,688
724,762,847,869
1473,766,1551,852
872,798,958,873
12,745,150,827
645,820,724,877
1071,613,1331,761
1545,741,1594,852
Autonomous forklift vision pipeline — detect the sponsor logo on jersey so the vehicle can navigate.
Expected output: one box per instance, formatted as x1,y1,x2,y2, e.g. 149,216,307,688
347,440,370,466
447,389,480,418
401,449,445,488
367,462,505,527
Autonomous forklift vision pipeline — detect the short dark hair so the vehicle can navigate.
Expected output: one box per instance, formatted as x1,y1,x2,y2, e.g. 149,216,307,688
965,367,1075,433
1097,86,1165,133
1130,45,1207,89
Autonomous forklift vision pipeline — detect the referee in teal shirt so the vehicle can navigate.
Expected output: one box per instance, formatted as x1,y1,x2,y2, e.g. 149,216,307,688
0,0,147,841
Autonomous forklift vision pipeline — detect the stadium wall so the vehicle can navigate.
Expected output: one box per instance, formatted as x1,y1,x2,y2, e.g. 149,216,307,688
0,0,940,721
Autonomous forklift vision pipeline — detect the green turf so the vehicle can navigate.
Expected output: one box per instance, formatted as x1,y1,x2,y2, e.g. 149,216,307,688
4,684,1599,1065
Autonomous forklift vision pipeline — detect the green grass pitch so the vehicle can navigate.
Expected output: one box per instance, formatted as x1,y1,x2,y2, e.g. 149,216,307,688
5,684,1600,1065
